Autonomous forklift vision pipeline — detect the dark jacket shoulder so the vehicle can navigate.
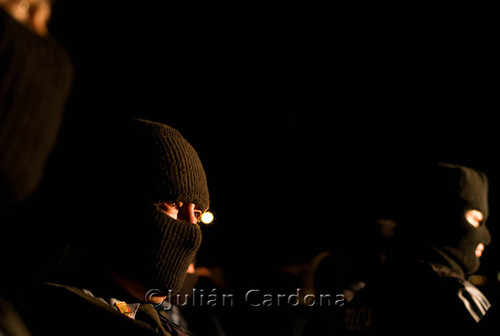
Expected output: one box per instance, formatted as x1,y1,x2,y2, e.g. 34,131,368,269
20,283,172,336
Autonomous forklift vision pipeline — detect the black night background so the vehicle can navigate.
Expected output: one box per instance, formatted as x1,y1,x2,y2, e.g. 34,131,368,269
2,2,498,335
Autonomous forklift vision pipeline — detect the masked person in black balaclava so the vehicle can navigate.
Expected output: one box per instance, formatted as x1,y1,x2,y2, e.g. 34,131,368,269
0,0,70,209
1,2,73,335
333,162,493,335
19,118,210,336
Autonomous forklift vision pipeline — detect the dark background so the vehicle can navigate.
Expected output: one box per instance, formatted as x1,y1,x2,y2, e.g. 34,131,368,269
15,0,497,311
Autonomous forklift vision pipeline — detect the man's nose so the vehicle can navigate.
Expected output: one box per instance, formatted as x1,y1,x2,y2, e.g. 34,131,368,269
178,203,198,224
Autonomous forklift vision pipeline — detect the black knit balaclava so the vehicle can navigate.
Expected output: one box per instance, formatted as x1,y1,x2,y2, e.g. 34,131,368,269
0,9,74,208
113,118,210,213
107,202,203,297
67,118,209,296
402,163,491,275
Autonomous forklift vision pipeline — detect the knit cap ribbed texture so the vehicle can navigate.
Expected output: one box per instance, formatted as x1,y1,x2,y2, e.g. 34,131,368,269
119,118,209,211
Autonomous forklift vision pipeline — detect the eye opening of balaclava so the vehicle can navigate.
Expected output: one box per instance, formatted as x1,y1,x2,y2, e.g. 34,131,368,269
397,162,491,275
